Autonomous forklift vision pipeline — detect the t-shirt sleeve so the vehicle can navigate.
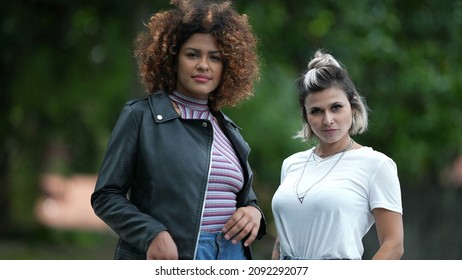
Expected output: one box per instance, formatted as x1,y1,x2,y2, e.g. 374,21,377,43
369,158,403,214
280,158,289,184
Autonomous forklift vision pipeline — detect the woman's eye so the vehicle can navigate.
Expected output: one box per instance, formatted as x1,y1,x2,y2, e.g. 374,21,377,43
210,55,222,62
309,109,321,115
332,104,342,111
186,52,198,58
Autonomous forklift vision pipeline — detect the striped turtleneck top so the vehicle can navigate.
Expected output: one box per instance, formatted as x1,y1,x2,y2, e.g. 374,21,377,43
169,91,244,233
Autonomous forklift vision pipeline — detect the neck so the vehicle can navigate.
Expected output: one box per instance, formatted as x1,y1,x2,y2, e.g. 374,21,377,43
315,138,353,158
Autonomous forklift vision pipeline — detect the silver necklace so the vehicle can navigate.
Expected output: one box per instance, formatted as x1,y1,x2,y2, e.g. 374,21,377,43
294,139,353,203
312,150,337,166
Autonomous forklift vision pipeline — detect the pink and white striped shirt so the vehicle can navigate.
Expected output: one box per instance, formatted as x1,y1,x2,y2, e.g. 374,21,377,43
170,92,244,232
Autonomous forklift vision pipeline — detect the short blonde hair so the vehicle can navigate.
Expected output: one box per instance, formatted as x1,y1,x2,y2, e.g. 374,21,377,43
295,50,368,141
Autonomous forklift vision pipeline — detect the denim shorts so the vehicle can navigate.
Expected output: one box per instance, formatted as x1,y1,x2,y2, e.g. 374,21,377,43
195,231,247,260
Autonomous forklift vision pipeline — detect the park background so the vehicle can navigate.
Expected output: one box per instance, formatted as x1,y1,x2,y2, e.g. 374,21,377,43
1,0,461,259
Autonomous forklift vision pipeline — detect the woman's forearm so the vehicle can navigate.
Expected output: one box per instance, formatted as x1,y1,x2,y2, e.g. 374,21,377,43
272,237,280,260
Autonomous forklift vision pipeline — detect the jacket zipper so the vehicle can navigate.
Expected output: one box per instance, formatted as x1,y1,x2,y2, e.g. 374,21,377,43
192,120,214,259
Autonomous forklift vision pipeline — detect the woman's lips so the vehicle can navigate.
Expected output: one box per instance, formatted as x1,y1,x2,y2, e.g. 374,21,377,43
193,75,211,83
322,129,337,134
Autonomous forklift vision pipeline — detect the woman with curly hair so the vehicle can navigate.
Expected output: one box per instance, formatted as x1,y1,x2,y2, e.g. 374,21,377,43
91,0,266,260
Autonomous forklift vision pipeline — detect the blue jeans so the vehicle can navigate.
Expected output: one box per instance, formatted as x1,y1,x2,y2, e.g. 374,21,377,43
195,232,247,260
281,255,352,260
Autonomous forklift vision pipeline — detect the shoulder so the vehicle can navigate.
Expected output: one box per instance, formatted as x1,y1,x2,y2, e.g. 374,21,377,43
124,91,175,119
279,149,313,179
125,96,149,109
285,149,312,161
125,91,170,107
355,147,395,163
114,97,150,123
282,148,313,167
351,147,398,174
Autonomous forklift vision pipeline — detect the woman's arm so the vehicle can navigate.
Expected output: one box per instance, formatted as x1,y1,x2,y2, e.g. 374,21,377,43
272,236,280,260
91,104,167,253
372,208,404,259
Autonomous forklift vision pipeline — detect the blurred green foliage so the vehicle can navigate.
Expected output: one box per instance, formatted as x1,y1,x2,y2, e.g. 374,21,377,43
1,0,462,259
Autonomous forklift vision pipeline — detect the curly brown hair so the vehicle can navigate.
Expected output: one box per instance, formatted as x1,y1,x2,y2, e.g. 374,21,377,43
134,0,260,110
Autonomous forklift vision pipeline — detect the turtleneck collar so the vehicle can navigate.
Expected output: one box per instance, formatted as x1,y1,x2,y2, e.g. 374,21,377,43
170,91,209,112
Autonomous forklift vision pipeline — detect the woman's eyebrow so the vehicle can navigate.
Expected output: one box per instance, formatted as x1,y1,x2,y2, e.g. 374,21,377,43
185,47,220,54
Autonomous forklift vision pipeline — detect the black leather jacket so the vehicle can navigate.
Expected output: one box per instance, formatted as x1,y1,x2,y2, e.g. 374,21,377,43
91,91,266,259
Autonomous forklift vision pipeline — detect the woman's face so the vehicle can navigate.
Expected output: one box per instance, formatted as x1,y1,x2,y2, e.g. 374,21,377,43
174,33,223,100
305,87,353,145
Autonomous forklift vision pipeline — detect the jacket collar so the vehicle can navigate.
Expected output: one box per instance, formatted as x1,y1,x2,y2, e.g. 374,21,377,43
148,91,181,123
148,91,240,130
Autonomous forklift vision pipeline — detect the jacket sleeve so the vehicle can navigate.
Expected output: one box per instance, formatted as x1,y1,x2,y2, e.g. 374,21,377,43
243,186,267,240
91,104,167,254
223,116,267,240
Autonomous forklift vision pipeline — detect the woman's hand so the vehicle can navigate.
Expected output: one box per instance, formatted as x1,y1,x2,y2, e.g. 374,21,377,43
147,231,179,260
222,206,262,247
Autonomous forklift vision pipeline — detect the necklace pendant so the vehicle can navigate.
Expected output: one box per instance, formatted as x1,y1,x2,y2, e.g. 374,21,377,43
298,197,304,203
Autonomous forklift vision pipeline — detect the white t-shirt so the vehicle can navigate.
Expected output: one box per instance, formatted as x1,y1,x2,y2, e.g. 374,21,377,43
271,147,402,260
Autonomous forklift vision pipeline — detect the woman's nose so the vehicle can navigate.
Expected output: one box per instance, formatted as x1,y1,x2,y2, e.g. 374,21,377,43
197,58,210,71
323,114,334,125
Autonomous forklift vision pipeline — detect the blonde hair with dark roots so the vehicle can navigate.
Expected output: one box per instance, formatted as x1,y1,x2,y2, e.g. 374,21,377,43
134,0,260,110
295,50,369,141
